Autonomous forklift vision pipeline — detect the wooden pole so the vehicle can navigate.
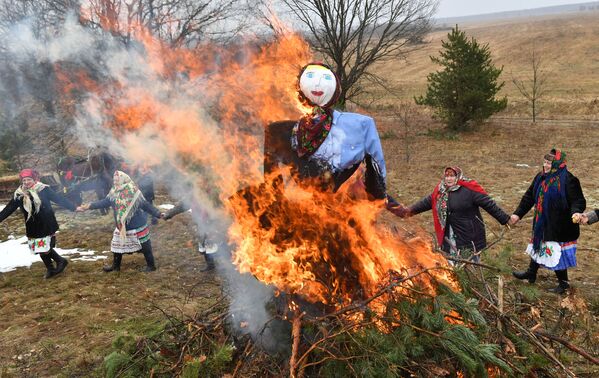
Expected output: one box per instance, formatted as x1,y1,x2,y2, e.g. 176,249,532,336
289,313,303,378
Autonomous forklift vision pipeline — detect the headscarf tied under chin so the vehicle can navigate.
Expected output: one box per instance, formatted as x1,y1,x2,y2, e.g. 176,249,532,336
430,167,487,247
108,171,144,237
293,62,342,157
14,169,48,221
531,149,568,252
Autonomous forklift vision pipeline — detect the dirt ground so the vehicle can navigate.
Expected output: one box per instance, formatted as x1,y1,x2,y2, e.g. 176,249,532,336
0,193,224,377
0,117,598,376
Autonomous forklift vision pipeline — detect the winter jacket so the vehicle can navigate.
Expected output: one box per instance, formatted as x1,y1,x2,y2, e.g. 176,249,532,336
0,186,76,238
89,197,161,230
409,186,510,252
513,171,586,242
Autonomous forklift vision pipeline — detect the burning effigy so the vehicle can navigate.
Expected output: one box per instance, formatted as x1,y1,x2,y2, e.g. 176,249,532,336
227,62,456,317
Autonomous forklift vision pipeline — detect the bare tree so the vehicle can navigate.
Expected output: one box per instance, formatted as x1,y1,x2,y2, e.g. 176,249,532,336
274,0,439,106
512,48,548,123
0,0,248,47
394,101,418,163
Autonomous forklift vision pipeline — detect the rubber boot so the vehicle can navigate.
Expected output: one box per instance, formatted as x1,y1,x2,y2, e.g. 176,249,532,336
548,270,570,294
200,252,216,272
40,253,57,279
512,259,539,283
103,253,122,272
49,249,69,275
140,241,156,272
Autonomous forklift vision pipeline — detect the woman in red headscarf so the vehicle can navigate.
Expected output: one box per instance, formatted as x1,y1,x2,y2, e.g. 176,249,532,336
395,167,510,262
0,169,77,278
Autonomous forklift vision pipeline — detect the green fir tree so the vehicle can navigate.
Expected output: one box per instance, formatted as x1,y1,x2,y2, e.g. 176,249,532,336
415,25,507,131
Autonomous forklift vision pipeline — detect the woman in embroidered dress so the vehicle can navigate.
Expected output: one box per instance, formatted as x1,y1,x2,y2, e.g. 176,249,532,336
0,169,77,278
77,171,163,272
510,149,586,294
394,167,510,262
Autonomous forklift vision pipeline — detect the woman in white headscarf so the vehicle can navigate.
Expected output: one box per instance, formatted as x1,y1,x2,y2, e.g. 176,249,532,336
0,169,77,278
78,171,163,272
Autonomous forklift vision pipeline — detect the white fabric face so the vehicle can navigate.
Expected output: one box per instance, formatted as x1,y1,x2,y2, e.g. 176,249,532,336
299,65,337,107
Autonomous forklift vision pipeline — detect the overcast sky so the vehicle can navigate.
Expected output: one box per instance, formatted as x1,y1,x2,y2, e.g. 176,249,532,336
437,0,591,18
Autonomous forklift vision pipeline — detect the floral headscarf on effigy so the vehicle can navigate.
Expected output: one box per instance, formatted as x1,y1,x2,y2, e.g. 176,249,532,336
431,167,487,247
108,171,144,235
14,169,48,221
292,62,342,157
531,149,568,252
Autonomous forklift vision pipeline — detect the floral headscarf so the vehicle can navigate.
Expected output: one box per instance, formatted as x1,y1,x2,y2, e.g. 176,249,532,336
531,149,568,252
108,171,144,233
14,169,48,221
431,167,487,247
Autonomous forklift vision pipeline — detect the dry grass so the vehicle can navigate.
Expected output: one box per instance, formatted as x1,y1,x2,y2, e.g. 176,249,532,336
1,13,599,377
0,195,223,377
367,14,599,119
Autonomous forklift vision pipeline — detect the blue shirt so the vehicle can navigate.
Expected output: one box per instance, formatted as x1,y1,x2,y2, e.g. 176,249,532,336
311,110,387,179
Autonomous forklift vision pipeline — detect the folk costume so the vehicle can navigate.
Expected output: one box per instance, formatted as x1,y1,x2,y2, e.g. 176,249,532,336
88,171,161,272
0,169,77,278
400,167,510,261
265,63,393,202
512,149,586,294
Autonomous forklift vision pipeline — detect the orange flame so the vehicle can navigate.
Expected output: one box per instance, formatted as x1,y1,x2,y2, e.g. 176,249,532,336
54,19,456,314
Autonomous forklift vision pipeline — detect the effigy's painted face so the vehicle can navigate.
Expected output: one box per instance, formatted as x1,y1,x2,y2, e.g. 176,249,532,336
299,65,337,107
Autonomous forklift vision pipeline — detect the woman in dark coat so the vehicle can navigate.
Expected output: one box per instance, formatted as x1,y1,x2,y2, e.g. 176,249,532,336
396,167,510,262
0,169,77,278
511,149,586,294
78,171,162,272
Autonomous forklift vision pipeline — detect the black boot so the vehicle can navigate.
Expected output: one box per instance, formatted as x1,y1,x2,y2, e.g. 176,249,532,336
512,259,539,283
40,253,56,279
200,253,216,272
103,253,122,272
140,241,156,272
48,249,69,276
548,270,570,294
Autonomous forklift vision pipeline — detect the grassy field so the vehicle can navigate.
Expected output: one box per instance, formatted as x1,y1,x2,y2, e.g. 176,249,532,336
1,12,599,377
369,14,599,119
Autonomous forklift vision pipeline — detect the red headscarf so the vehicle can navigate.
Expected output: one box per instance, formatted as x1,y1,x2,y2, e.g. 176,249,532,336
19,169,40,181
430,167,487,247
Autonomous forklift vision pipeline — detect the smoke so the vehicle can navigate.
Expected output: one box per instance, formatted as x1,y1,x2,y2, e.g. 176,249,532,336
0,10,310,345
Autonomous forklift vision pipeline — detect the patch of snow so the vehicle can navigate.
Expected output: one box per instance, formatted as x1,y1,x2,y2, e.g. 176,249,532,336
0,235,103,273
516,164,530,168
158,204,175,210
0,205,5,211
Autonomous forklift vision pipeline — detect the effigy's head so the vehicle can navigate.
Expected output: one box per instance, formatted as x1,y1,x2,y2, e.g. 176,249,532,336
297,62,341,108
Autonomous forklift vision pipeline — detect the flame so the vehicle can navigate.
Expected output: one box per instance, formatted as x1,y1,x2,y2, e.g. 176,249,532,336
54,14,456,315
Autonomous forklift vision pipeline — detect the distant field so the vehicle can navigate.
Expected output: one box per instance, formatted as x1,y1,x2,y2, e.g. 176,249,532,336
366,14,599,119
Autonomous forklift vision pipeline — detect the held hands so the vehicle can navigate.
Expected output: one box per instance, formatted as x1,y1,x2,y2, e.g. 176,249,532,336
75,204,90,212
571,213,588,225
508,214,520,226
386,202,410,218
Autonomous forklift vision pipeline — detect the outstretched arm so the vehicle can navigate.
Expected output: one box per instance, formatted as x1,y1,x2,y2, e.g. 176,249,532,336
0,198,20,223
141,198,162,219
513,177,537,219
472,191,510,225
363,117,387,200
88,197,112,210
408,194,434,216
46,187,77,211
